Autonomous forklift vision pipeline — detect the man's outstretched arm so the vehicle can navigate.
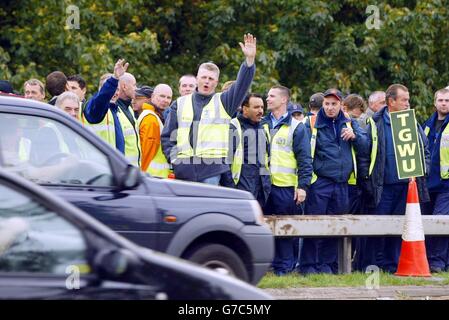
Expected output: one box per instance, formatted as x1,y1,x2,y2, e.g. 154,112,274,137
84,59,129,123
221,34,257,116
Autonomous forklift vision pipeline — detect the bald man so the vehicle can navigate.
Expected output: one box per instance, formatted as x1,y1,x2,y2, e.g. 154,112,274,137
151,84,173,111
117,72,138,126
82,59,141,166
132,86,170,177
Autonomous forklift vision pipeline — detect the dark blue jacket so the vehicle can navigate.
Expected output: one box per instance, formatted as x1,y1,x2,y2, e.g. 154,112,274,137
261,113,313,191
363,106,430,208
161,62,255,182
422,112,449,193
305,108,369,183
225,114,271,204
116,98,136,127
83,77,126,154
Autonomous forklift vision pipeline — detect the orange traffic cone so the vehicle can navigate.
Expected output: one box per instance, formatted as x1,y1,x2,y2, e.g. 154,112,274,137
395,178,431,277
167,172,176,179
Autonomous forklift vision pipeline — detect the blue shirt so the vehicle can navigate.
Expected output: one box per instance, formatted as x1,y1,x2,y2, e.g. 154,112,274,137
270,111,289,128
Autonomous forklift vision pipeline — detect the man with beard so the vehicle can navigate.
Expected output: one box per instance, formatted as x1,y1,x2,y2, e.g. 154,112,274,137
227,93,271,207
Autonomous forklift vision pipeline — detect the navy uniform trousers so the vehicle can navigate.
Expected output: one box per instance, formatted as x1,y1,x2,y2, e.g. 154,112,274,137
422,192,449,272
298,177,349,274
264,185,299,275
356,184,408,273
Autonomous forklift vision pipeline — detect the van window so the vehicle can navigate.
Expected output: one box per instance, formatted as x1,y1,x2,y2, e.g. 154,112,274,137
0,183,90,274
0,113,114,187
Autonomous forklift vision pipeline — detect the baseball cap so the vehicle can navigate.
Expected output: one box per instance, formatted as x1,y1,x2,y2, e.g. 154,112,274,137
309,92,324,109
323,88,343,101
135,85,153,98
288,102,304,114
0,80,16,94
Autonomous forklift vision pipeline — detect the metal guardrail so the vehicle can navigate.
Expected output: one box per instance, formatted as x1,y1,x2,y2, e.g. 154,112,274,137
264,215,449,273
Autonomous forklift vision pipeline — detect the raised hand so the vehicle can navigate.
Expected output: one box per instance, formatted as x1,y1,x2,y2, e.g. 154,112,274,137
113,59,129,79
239,33,257,67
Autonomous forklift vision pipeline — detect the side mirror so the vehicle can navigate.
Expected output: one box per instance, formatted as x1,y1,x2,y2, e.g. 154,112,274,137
119,165,141,190
93,248,140,279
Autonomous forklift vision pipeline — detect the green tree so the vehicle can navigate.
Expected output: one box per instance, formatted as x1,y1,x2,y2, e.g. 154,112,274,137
0,0,448,122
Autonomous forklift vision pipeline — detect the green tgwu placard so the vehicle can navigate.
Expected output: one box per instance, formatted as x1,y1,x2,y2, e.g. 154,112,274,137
390,109,424,179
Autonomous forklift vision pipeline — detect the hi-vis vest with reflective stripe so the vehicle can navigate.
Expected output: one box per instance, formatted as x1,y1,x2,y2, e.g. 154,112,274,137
263,119,301,187
367,117,378,177
44,122,70,153
230,118,269,184
176,93,230,159
81,107,140,167
424,123,449,179
309,115,357,184
136,109,170,178
18,138,31,162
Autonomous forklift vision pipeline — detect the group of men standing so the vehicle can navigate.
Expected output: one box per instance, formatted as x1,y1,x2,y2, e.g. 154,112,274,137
6,33,449,277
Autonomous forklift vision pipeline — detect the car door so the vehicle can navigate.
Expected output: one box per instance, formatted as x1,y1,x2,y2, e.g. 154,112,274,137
0,109,160,250
0,179,164,299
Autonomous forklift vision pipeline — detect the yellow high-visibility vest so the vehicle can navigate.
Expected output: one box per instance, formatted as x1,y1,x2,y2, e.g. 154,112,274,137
175,93,230,159
263,119,302,187
366,117,378,177
81,106,140,166
424,123,449,179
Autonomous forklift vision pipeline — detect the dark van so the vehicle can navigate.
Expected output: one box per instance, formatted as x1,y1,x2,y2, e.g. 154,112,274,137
0,96,274,284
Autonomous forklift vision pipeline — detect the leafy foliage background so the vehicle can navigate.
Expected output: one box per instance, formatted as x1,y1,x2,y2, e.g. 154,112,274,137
1,0,448,121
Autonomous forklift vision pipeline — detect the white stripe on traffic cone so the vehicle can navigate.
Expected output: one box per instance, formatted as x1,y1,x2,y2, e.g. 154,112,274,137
395,178,431,277
402,202,425,242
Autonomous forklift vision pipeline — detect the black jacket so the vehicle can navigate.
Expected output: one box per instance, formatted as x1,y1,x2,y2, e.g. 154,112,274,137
224,114,271,204
48,96,58,106
362,106,430,209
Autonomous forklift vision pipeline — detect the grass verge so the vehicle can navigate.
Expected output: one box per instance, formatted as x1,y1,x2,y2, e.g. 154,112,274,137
258,271,449,289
